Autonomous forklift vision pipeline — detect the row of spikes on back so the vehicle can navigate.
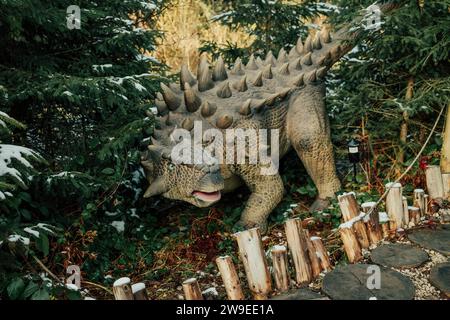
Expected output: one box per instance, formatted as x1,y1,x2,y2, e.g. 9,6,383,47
150,28,346,137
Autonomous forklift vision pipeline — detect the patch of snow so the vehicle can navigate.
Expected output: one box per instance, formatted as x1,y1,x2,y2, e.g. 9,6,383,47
202,287,218,296
111,221,125,232
0,144,40,184
113,277,131,287
66,283,79,291
23,227,40,238
131,282,146,293
8,234,30,245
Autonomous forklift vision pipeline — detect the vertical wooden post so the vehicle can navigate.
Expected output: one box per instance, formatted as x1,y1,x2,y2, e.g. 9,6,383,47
440,103,450,173
131,283,148,300
424,194,429,215
215,256,245,300
402,196,409,228
234,228,272,299
304,230,322,279
310,237,332,272
414,189,425,216
284,219,312,286
339,223,362,263
385,182,404,228
442,173,450,200
113,277,134,300
361,202,383,245
182,278,203,300
425,165,444,200
271,246,290,293
337,193,370,249
378,212,390,239
408,206,420,227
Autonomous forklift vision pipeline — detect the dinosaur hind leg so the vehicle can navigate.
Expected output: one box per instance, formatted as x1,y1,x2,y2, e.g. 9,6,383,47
287,85,341,211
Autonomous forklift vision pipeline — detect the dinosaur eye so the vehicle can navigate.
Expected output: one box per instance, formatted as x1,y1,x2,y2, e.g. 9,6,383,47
168,163,176,171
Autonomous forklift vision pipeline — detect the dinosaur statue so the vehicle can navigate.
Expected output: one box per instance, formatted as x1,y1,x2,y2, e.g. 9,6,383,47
140,5,395,232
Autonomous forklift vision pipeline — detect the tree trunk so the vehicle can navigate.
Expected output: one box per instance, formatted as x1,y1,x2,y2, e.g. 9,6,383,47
398,77,414,172
441,104,450,173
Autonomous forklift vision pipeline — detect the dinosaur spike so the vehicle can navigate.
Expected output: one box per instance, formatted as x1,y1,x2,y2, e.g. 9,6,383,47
212,56,228,81
150,137,161,146
197,55,214,92
262,65,273,79
156,92,163,101
320,28,331,43
165,112,174,126
313,34,322,50
301,52,312,66
231,57,245,75
148,144,165,154
256,56,264,66
330,45,341,61
180,64,196,90
143,176,167,198
316,66,327,79
234,76,248,92
292,73,304,87
278,88,291,99
251,99,266,112
304,36,313,53
306,69,317,83
155,99,167,115
253,71,263,87
277,48,288,63
292,57,302,70
200,101,217,117
296,37,303,54
288,46,299,59
265,93,279,106
216,81,232,98
216,115,233,129
279,63,290,75
265,51,276,66
239,99,252,116
246,54,259,70
182,118,194,131
184,82,202,112
161,83,181,110
152,129,163,139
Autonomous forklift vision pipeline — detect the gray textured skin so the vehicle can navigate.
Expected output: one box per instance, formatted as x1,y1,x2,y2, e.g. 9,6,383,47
141,27,352,233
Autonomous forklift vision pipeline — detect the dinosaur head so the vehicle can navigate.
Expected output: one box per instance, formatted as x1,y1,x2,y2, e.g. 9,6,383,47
141,148,224,207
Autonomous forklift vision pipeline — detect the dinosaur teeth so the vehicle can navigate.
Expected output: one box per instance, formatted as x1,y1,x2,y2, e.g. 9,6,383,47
213,56,228,81
262,65,273,79
216,81,232,98
184,82,202,112
296,37,303,54
182,118,194,131
180,63,196,90
216,115,233,129
292,73,305,87
200,100,217,117
279,63,290,75
306,69,317,83
316,66,327,79
304,35,313,53
253,71,263,87
320,28,331,43
233,76,248,92
197,54,214,92
231,57,245,75
264,51,277,66
238,99,252,116
161,83,181,111
301,52,313,66
246,54,259,70
288,46,299,59
313,34,322,50
277,48,288,63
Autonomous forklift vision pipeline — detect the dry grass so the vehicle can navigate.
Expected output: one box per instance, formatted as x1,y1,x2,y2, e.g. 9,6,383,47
154,0,254,73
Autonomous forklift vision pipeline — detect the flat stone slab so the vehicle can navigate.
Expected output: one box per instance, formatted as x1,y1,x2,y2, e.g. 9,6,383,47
271,288,326,300
371,243,429,268
429,262,450,297
407,226,450,256
322,264,415,300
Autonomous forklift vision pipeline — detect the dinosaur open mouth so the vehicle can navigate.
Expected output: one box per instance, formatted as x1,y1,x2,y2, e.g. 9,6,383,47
192,190,221,202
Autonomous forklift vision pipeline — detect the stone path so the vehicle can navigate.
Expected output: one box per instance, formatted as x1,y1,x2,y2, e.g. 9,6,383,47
407,226,450,256
429,262,450,297
370,243,429,268
271,288,327,300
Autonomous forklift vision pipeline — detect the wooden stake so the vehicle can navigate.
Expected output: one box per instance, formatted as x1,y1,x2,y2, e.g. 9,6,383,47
310,237,332,272
337,193,370,249
182,278,203,300
304,230,321,279
379,212,390,238
385,182,404,228
408,206,420,227
112,277,134,300
442,173,450,200
381,223,390,238
339,224,362,263
361,202,383,245
413,189,425,216
425,165,444,200
440,103,450,173
131,283,148,300
216,256,245,300
271,246,290,292
402,196,409,228
284,219,312,286
424,194,429,215
234,228,272,299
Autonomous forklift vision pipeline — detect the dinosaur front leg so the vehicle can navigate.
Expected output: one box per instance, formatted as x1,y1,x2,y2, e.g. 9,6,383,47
287,85,341,211
233,166,284,234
